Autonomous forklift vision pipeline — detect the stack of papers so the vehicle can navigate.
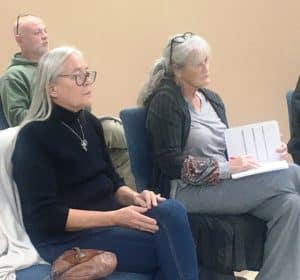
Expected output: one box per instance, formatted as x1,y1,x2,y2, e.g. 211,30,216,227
225,121,288,179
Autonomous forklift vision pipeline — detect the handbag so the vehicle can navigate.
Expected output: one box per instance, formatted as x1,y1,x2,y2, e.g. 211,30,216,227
51,247,117,280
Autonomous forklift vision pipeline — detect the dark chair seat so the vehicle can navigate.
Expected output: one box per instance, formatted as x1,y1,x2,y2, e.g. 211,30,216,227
120,107,266,277
188,213,265,274
16,264,152,279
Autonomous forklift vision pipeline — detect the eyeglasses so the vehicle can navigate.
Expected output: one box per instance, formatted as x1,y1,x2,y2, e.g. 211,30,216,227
169,32,194,65
58,71,97,86
16,13,31,35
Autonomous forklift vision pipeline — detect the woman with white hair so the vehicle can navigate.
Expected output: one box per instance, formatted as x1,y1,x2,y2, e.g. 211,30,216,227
140,32,300,280
12,46,199,280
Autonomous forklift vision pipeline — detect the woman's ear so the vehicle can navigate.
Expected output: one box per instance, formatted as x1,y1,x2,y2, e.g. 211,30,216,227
173,64,182,79
49,83,58,98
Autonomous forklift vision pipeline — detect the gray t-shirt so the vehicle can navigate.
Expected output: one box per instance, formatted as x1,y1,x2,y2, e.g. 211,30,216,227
170,91,231,198
184,91,230,178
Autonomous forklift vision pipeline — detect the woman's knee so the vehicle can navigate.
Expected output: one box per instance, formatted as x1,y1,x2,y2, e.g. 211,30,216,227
148,199,187,222
285,163,300,179
287,163,300,174
269,194,300,225
282,194,300,214
157,199,186,213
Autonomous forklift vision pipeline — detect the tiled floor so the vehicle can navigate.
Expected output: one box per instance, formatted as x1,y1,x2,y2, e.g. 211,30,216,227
235,271,258,279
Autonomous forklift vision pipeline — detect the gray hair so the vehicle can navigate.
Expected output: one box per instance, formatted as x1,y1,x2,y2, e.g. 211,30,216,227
137,33,210,106
22,46,83,126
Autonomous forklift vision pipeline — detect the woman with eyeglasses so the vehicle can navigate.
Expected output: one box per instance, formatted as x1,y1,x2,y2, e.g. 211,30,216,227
12,46,199,280
139,33,300,280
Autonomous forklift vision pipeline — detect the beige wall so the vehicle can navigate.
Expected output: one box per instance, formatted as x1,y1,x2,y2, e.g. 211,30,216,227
1,0,300,142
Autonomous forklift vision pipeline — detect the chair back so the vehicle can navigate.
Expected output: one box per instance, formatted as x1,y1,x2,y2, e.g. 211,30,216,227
286,90,294,136
119,107,153,191
0,100,9,130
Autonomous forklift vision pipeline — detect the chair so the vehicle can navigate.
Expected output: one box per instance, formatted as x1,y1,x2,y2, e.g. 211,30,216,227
119,109,153,191
15,264,52,279
16,264,151,280
0,99,9,130
120,107,266,280
286,90,294,136
98,115,136,189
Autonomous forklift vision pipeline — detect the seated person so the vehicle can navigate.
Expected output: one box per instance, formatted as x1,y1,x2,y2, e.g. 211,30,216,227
288,76,300,164
139,32,300,280
0,14,48,127
12,46,199,280
0,128,149,280
0,126,46,279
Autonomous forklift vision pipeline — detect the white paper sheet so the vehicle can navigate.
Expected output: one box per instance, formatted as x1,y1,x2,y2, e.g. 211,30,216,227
225,121,288,179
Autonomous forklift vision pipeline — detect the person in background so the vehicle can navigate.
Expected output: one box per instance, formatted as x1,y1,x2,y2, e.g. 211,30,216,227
139,32,300,280
12,46,199,280
0,14,49,127
288,76,300,164
100,116,136,189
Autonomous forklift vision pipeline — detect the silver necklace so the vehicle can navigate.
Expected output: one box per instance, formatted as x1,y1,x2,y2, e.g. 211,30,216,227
61,119,88,152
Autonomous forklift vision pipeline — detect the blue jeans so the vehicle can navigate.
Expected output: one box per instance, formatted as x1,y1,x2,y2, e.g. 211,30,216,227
36,200,198,280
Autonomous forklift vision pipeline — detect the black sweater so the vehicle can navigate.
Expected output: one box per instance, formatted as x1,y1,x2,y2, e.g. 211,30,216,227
12,105,124,245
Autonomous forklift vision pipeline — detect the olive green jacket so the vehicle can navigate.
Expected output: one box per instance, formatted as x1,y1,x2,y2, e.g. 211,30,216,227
0,53,37,127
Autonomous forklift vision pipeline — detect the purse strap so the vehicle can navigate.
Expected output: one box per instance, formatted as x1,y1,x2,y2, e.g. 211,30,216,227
72,247,86,263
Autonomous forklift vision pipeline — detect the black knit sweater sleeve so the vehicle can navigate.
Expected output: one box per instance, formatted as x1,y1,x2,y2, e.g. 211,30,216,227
12,125,69,237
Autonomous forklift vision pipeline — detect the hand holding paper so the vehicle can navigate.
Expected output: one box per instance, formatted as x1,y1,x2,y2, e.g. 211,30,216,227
275,142,289,160
229,155,260,174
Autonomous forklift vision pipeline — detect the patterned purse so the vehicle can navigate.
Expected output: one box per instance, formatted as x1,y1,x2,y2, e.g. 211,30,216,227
181,155,220,186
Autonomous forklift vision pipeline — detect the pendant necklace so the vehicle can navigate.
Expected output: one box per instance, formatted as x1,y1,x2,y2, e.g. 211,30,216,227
61,119,88,152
